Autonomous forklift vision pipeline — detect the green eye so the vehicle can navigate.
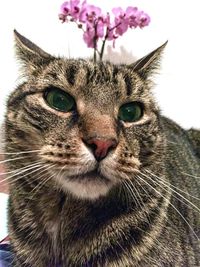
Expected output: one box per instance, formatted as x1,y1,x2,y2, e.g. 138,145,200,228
118,102,143,122
44,87,75,112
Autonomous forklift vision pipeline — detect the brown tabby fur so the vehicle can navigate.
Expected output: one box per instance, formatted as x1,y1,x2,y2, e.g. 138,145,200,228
4,30,200,266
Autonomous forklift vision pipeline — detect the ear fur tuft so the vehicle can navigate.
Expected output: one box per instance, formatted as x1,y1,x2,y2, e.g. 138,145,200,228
130,41,168,79
14,30,54,74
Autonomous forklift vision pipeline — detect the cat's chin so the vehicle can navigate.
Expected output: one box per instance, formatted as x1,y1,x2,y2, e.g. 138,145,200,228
62,180,112,200
56,172,115,200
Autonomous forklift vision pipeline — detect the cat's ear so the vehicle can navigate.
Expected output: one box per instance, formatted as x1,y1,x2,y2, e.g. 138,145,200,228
14,30,54,73
130,41,168,79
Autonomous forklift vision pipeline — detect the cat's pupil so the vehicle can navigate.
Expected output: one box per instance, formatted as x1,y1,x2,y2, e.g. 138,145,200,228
53,94,67,110
118,102,143,122
44,87,75,112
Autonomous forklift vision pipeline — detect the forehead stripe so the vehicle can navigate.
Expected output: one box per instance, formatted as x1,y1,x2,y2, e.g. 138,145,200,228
124,74,133,96
66,65,78,86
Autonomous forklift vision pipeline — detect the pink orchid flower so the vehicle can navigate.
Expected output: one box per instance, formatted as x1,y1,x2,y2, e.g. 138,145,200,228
79,1,102,24
60,0,80,20
59,0,151,61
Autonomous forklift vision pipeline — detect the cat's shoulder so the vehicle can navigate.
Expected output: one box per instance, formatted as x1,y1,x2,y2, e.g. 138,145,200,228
187,128,200,158
161,116,200,158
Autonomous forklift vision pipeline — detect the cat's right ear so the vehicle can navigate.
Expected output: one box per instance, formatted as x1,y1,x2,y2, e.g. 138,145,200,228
14,30,54,74
130,41,168,80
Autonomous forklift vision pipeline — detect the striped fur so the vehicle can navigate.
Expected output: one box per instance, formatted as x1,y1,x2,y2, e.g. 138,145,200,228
4,31,200,266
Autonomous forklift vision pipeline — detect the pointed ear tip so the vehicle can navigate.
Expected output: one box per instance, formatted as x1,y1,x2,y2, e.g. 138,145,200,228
13,29,21,41
155,41,168,56
164,40,168,46
14,29,23,38
160,40,168,49
13,29,18,36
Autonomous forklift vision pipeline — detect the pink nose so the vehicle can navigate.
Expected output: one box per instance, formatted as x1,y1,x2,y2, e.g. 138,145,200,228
85,138,117,161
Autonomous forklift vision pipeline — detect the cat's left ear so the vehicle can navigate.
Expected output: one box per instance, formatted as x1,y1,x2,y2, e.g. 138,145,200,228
14,30,54,73
130,41,168,79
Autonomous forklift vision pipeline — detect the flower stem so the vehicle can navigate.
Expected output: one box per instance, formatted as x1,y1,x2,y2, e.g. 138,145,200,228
93,21,98,63
94,48,97,62
99,27,109,61
99,39,106,61
99,22,122,61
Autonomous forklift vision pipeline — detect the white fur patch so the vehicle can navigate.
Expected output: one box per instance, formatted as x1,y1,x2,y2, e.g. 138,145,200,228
57,176,113,200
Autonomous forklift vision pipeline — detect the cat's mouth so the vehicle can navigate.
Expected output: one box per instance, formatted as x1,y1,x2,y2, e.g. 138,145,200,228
66,170,110,183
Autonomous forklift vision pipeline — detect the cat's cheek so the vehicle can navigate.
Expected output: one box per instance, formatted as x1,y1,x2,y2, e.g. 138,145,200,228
99,139,141,182
40,142,96,176
100,156,141,183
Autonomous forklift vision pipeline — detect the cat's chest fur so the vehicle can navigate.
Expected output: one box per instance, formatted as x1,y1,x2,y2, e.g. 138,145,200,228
24,186,179,267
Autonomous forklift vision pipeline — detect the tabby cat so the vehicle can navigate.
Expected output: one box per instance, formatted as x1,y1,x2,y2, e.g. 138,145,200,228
4,30,200,266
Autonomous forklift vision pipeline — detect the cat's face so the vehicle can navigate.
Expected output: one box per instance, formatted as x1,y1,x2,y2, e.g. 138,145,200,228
5,31,166,199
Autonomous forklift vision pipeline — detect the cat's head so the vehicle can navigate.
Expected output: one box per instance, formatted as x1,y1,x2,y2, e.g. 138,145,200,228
5,30,166,200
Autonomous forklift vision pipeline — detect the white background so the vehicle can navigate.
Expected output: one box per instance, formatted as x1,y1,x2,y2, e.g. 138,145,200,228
0,0,199,128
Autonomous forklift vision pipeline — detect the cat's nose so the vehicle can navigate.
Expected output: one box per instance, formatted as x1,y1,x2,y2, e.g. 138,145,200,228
84,138,117,161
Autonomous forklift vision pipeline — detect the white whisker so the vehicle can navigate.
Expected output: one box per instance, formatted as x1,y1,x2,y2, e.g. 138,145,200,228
28,164,56,200
126,179,144,211
145,169,200,213
0,161,43,176
181,172,200,179
137,172,199,241
0,155,35,165
0,149,41,155
0,162,43,185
